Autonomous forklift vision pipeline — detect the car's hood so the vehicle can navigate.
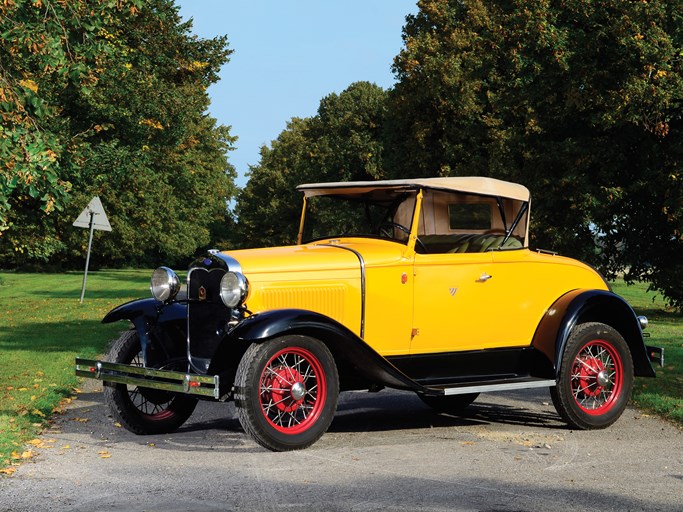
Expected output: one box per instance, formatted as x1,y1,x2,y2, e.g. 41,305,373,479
224,239,407,275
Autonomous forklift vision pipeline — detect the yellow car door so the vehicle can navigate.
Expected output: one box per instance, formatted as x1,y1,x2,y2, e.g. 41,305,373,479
410,251,497,354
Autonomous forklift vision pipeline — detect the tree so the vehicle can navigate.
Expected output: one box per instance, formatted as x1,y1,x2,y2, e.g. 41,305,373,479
0,0,237,268
234,81,387,248
387,0,683,308
0,0,143,236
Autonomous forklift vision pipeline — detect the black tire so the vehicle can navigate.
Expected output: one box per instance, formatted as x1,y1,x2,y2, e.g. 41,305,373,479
103,330,198,435
234,335,339,451
418,392,479,413
551,322,633,430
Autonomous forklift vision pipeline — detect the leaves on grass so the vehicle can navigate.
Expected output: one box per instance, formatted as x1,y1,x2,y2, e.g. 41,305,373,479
11,450,35,460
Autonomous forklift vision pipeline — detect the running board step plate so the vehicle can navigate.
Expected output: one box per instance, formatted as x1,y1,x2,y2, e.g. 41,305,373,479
427,379,556,396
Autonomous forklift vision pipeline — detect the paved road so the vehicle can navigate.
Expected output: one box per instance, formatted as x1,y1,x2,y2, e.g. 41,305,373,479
1,383,681,512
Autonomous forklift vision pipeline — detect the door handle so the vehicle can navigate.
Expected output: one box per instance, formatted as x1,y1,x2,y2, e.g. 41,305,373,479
477,272,493,282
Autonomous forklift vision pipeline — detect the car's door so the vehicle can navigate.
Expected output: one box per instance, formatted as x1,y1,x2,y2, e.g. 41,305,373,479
410,251,498,354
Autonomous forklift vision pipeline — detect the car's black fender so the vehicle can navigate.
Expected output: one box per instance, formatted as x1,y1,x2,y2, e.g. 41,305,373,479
208,309,423,393
531,289,655,379
102,298,188,366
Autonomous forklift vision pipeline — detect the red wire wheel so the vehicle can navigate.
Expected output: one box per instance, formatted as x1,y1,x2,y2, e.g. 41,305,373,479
551,322,633,430
258,347,327,434
235,335,339,451
570,339,623,415
103,331,198,435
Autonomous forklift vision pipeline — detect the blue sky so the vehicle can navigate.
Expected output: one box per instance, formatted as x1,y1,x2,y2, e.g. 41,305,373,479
176,1,418,188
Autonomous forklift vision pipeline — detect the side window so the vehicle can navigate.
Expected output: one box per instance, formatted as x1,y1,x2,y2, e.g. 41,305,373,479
448,203,492,231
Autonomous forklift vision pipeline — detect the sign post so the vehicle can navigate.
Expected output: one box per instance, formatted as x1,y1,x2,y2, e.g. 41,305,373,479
73,196,112,303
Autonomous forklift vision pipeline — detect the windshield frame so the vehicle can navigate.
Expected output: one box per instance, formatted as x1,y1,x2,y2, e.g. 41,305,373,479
298,186,419,245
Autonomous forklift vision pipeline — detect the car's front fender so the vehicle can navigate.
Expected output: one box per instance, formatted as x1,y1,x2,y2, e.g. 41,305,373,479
102,298,188,366
208,309,423,393
102,298,187,325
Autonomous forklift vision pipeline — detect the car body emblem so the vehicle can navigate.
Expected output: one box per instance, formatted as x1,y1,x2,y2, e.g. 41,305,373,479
198,286,207,301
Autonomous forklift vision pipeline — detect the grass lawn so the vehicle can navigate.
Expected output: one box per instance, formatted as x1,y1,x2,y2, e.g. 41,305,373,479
0,271,680,473
0,270,150,472
611,281,683,424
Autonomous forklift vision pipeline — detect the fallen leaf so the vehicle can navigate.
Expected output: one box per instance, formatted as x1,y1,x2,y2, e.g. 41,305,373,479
98,450,111,459
17,388,28,392
72,417,89,423
20,451,34,460
61,445,71,450
0,467,17,476
114,422,122,428
31,409,45,418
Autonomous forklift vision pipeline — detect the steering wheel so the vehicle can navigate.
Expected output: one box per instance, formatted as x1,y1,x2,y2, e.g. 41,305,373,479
378,222,411,237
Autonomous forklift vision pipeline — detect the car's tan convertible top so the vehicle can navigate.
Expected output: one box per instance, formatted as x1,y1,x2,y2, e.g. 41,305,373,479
297,176,530,202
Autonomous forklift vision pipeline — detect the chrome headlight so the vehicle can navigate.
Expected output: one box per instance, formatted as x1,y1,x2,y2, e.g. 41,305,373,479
150,267,180,302
219,271,249,308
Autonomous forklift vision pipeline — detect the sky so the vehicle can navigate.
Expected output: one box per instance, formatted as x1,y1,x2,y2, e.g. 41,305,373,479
175,1,418,188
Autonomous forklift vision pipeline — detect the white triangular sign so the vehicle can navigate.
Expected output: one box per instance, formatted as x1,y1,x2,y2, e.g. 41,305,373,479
73,196,112,231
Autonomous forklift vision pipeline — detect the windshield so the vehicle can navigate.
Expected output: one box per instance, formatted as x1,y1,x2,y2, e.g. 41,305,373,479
301,189,418,244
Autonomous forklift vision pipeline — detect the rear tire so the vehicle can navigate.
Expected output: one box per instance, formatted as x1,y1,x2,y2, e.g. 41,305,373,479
551,322,633,430
234,335,339,451
103,330,198,435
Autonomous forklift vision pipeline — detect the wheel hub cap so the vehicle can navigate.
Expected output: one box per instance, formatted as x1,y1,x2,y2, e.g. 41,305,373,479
596,370,611,388
290,381,306,401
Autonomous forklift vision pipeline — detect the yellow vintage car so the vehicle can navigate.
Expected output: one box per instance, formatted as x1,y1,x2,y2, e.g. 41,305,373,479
76,177,661,451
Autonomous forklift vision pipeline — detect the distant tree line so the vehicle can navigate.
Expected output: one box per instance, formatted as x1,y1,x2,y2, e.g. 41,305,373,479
1,0,681,309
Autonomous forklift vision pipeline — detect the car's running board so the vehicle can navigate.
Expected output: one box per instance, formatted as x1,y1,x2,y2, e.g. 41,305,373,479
426,378,556,396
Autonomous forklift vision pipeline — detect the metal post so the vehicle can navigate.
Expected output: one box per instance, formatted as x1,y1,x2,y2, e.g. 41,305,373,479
79,211,96,303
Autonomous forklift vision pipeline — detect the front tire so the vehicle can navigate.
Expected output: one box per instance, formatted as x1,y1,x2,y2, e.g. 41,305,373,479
103,330,198,435
234,335,339,451
551,322,633,430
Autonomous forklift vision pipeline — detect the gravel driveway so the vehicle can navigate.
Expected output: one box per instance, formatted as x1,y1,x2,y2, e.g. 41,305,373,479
1,382,681,512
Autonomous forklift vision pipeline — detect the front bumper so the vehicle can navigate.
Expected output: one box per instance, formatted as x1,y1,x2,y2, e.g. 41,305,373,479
75,358,221,399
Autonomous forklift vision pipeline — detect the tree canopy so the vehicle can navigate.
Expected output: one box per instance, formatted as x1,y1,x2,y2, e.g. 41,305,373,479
387,0,683,308
0,0,236,268
236,0,682,309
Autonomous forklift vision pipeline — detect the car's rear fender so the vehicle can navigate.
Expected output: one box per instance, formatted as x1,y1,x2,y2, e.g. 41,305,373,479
208,309,422,393
531,289,655,378
102,298,188,367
